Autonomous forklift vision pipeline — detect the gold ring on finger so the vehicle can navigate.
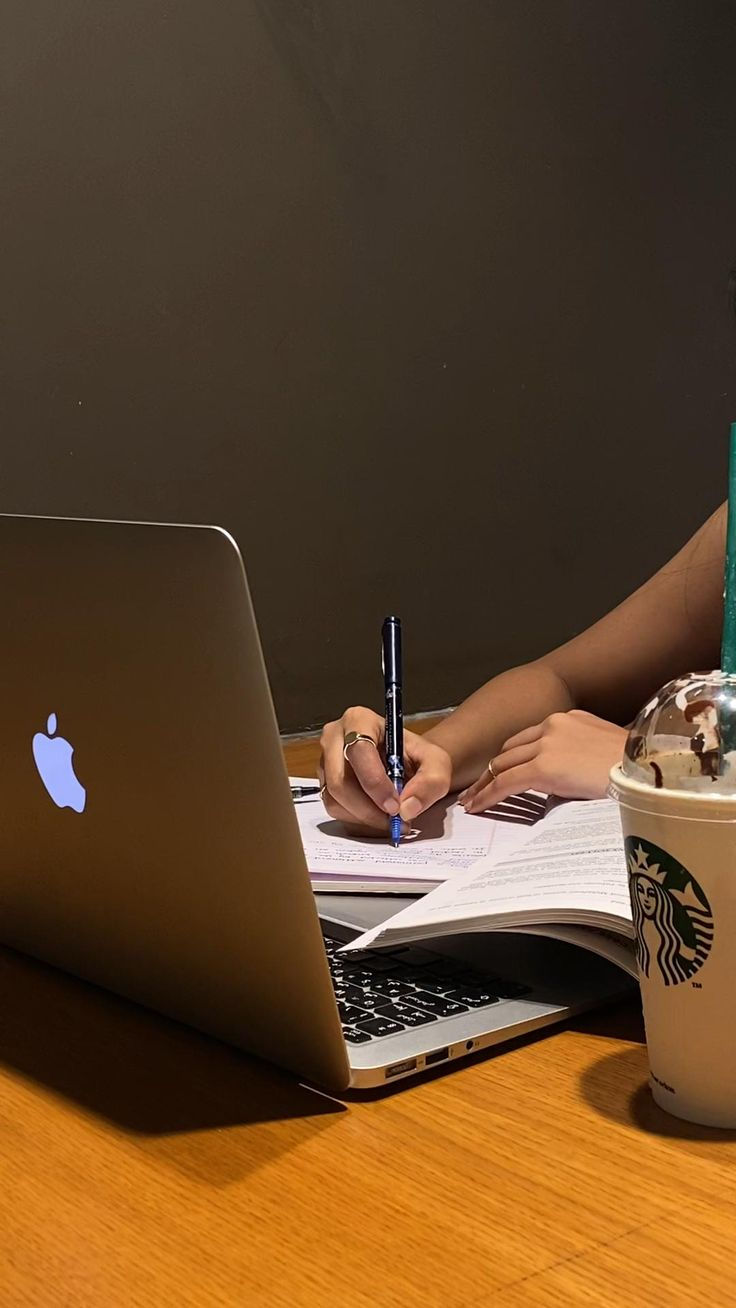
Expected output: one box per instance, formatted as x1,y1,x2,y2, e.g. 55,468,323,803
343,730,379,761
488,757,498,783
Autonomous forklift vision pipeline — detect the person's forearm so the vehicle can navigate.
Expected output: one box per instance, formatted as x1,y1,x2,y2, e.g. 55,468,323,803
422,507,727,794
423,661,576,790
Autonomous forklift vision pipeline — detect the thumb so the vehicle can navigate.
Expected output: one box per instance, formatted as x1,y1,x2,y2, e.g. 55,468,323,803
397,741,451,822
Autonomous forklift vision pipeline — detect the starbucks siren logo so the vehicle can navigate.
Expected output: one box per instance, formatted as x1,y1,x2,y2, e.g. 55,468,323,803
625,837,714,986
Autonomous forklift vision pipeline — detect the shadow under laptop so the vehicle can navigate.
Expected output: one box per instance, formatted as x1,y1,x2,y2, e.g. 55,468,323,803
0,944,344,1183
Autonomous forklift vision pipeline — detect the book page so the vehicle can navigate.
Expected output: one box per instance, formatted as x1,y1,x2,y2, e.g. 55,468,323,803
347,799,631,947
431,799,630,922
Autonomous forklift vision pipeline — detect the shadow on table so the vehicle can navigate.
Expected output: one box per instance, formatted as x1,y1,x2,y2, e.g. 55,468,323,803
0,944,343,1182
567,998,645,1044
579,1042,736,1143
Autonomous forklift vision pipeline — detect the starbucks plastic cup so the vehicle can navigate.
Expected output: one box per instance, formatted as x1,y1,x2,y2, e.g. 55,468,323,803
610,671,736,1128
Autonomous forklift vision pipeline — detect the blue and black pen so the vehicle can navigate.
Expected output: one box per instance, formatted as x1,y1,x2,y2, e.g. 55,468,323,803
382,615,404,847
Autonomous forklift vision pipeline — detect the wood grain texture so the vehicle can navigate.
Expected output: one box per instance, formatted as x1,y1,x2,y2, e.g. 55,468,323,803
1,730,733,1306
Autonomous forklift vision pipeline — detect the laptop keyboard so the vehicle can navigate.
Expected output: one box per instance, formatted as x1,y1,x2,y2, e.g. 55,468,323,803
322,933,531,1045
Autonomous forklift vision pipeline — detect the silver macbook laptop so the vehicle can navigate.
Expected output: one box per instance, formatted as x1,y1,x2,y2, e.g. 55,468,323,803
0,514,632,1090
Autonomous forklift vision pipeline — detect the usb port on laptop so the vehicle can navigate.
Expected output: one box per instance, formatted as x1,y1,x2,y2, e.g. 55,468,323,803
425,1047,449,1066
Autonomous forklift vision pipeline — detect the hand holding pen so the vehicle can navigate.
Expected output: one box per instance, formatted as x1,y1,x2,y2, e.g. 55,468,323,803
317,633,452,839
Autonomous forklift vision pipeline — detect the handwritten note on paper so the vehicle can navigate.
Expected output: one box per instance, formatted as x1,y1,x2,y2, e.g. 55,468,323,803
292,784,539,883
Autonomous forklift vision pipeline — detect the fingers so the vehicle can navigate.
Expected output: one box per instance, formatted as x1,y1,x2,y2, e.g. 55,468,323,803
320,708,400,829
397,731,453,822
319,709,452,830
351,738,402,814
321,766,390,828
317,766,391,833
459,744,537,808
341,706,385,746
320,720,391,827
493,712,573,757
499,722,544,751
454,711,628,816
462,760,540,813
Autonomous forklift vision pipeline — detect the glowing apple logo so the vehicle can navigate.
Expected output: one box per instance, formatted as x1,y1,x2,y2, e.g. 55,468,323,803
32,713,86,813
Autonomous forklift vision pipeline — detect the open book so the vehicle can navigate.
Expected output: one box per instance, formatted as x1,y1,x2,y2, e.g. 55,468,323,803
340,798,638,978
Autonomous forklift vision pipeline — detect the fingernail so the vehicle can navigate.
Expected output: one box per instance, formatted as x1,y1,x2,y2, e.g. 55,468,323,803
383,797,400,815
399,797,421,821
458,791,467,803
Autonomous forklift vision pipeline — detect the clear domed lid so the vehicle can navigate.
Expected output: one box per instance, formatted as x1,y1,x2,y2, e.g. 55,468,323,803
623,671,736,792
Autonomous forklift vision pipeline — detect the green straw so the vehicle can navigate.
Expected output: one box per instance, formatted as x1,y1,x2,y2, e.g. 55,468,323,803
719,423,736,766
722,422,736,674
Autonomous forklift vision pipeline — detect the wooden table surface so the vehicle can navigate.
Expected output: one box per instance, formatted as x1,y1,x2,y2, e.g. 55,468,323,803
2,727,735,1306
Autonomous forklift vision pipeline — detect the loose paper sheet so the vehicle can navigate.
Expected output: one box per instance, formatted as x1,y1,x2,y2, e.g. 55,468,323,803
291,778,540,883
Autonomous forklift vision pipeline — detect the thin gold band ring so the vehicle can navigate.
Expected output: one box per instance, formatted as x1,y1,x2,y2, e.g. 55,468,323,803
343,731,379,761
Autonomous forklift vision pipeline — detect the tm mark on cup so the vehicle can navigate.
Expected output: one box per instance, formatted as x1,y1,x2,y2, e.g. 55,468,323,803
692,981,703,989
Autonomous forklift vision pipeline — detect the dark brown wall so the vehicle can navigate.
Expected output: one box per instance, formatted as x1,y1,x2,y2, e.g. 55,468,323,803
3,2,736,730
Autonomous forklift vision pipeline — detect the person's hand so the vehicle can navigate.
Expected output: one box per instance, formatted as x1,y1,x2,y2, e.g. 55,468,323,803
319,707,452,832
458,710,627,812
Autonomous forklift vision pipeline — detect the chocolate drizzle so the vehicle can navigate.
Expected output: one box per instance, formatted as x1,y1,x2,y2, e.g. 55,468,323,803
684,699,720,781
625,734,646,763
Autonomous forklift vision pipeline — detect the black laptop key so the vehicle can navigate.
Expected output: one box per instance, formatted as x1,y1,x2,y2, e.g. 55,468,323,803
343,1027,372,1044
355,1016,406,1038
493,980,532,999
343,986,386,1010
341,984,365,1005
412,957,464,977
454,969,502,988
368,979,415,999
338,1003,371,1024
342,952,394,972
338,968,374,986
407,991,469,1017
404,975,455,995
386,947,447,968
444,988,501,1008
376,1002,437,1027
365,957,397,973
